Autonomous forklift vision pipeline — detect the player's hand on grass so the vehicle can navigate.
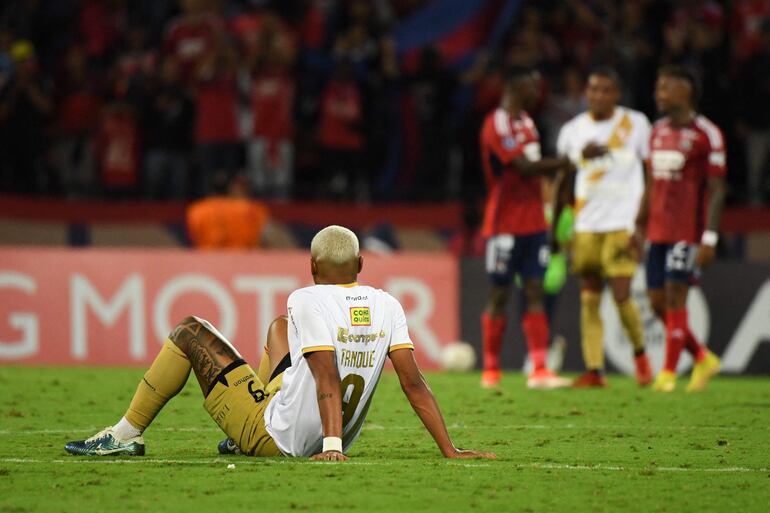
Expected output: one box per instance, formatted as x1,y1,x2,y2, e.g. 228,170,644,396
310,451,349,462
696,244,716,268
582,142,608,159
445,448,497,460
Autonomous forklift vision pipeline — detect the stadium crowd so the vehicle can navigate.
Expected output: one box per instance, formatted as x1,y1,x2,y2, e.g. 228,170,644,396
0,0,768,204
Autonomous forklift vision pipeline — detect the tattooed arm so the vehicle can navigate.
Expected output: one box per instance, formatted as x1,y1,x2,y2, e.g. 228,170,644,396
305,350,347,461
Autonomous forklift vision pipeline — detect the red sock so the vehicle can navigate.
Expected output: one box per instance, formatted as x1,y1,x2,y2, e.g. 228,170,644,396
684,333,706,362
522,312,549,372
663,309,689,372
481,313,506,371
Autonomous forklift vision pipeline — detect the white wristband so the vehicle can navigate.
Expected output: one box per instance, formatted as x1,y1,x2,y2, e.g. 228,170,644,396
323,436,342,453
701,230,718,247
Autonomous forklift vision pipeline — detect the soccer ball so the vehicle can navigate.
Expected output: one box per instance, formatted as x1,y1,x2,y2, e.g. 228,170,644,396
441,341,477,372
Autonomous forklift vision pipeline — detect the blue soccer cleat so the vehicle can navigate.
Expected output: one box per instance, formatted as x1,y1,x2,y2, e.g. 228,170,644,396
65,427,145,456
218,437,241,455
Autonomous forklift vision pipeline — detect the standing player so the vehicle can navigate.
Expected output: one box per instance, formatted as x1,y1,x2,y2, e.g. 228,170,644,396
479,68,573,389
554,68,653,387
65,226,494,460
633,66,724,392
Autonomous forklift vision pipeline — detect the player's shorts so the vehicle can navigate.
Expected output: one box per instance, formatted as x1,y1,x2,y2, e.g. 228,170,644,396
572,230,637,278
203,353,291,457
645,241,700,290
485,231,549,286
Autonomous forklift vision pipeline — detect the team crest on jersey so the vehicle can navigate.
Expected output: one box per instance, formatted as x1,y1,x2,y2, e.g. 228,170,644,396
679,130,695,151
503,136,517,149
350,307,371,326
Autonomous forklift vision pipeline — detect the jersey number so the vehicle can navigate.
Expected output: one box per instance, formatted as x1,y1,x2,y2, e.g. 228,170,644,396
340,373,365,427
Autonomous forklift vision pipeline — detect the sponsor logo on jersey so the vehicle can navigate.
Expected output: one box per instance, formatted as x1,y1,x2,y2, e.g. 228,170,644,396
651,150,685,180
337,327,386,344
233,374,255,387
350,306,371,326
503,136,517,149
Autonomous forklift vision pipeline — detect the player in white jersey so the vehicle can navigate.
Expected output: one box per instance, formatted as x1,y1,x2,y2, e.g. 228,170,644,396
265,277,416,456
65,225,494,462
554,67,653,388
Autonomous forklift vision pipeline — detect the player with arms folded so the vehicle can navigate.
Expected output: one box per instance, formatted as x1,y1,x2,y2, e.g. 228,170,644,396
554,67,653,388
65,225,495,461
479,67,573,389
632,66,724,392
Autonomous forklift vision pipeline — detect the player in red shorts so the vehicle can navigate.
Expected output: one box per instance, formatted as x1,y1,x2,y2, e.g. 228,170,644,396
632,66,724,392
479,68,574,389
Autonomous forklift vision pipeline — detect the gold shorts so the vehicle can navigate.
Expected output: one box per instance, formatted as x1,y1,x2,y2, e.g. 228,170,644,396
203,361,284,456
572,230,637,278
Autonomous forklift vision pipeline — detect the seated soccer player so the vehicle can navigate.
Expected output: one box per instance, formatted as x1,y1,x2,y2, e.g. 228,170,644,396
65,225,495,461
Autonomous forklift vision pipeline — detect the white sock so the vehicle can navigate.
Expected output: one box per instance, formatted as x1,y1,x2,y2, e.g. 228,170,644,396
113,416,142,440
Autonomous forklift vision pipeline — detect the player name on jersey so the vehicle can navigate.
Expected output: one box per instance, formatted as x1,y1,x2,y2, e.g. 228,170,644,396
339,349,377,369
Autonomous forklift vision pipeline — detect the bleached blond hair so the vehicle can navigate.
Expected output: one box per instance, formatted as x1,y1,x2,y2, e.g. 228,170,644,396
310,225,360,264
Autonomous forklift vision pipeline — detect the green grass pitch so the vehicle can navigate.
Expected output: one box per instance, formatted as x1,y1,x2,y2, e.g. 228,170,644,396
0,367,768,513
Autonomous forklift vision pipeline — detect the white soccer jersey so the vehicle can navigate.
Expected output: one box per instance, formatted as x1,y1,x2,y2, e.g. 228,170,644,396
557,107,651,232
264,283,413,457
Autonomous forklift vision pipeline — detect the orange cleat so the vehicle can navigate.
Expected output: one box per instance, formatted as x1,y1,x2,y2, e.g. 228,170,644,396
634,353,653,387
572,371,607,388
527,368,571,390
481,369,501,388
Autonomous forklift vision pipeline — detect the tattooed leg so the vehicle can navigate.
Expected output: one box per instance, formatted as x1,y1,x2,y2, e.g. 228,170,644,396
169,316,242,395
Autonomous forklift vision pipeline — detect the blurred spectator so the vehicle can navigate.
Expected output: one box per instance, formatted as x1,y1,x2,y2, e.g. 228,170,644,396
49,45,103,196
142,56,194,199
731,0,770,61
541,66,587,155
194,39,241,195
79,0,127,65
243,13,296,199
738,21,770,205
0,40,52,193
405,46,455,201
186,173,271,249
610,2,655,111
0,0,767,205
115,25,157,90
317,59,365,200
95,98,141,196
333,5,380,75
163,0,224,85
0,28,13,92
231,6,298,64
447,200,484,258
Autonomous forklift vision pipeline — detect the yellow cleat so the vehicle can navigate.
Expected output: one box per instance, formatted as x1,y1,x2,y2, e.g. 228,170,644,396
652,370,676,392
686,351,721,392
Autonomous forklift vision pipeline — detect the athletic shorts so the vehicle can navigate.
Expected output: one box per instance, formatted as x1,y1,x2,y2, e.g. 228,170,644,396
645,241,700,290
485,231,549,286
203,353,291,457
572,230,637,278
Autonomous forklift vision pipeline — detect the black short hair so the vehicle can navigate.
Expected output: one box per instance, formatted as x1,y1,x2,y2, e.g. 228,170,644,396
503,65,536,84
588,66,622,89
658,64,701,104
